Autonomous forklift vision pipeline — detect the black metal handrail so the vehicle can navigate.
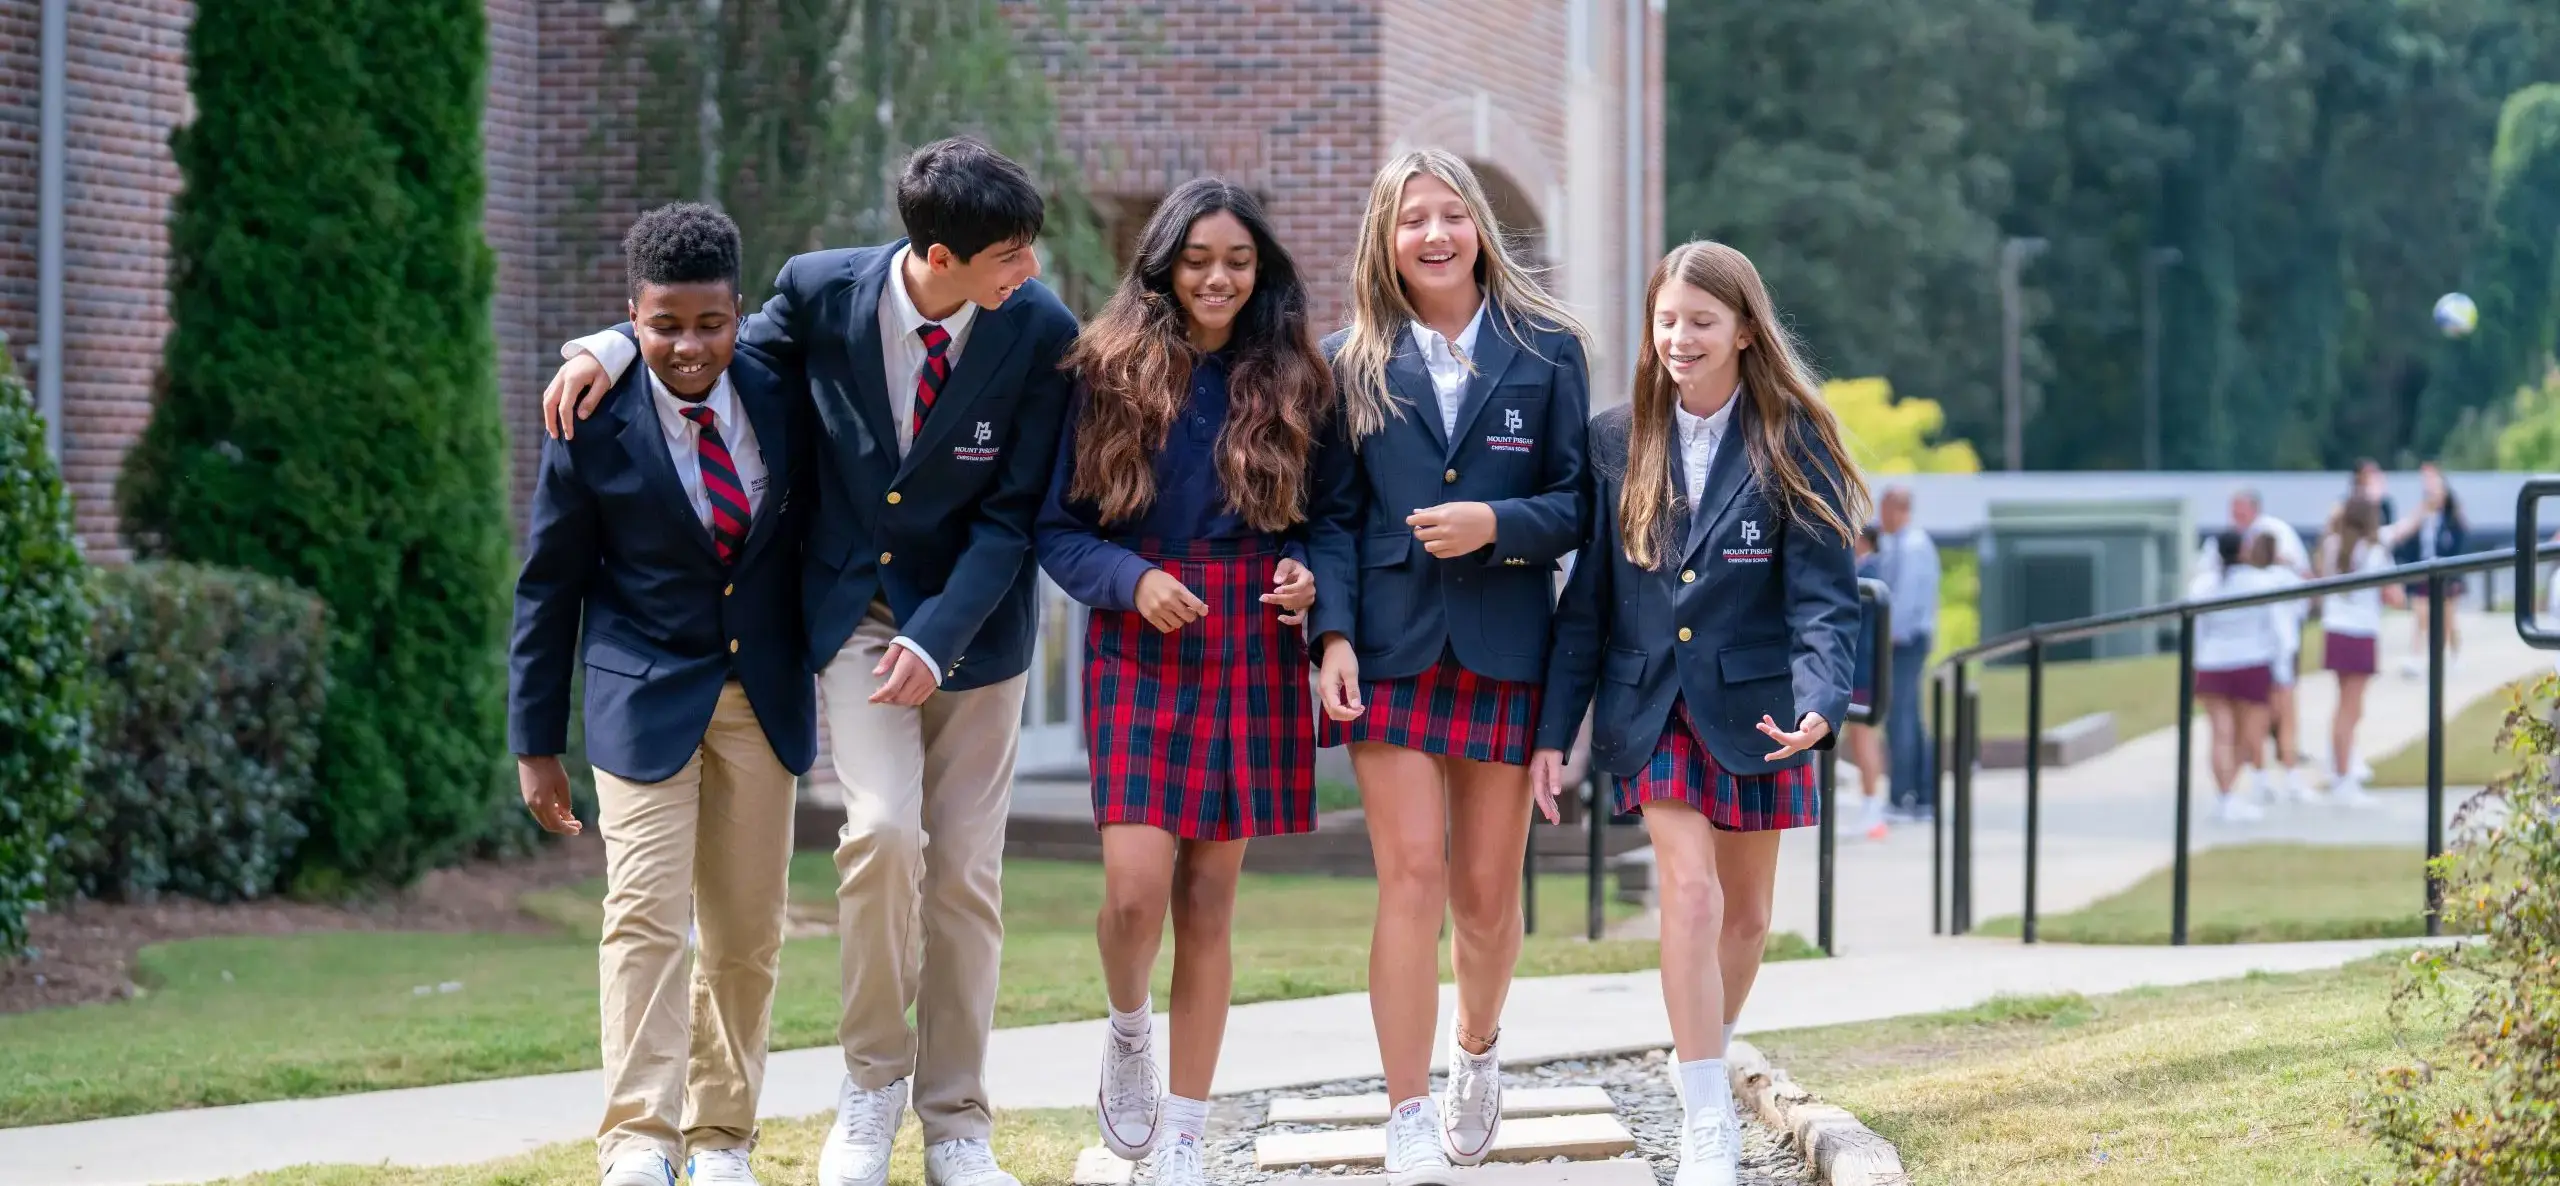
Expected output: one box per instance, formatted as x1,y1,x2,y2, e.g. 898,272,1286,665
1928,530,2560,945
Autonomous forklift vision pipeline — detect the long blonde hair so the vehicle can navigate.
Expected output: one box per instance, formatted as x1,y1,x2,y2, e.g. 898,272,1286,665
1335,149,1586,441
1620,241,1871,569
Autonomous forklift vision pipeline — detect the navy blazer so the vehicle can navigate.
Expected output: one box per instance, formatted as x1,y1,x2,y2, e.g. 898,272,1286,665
508,350,817,784
617,242,1079,688
1306,314,1589,685
1536,402,1858,779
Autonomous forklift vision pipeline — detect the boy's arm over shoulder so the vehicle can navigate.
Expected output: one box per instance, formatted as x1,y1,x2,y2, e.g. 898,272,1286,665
508,433,603,757
738,246,876,364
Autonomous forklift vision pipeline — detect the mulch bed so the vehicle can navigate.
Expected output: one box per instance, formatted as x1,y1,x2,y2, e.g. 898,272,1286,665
0,836,605,1015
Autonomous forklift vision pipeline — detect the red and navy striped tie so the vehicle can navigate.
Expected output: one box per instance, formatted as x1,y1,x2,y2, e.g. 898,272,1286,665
680,405,749,564
913,322,952,437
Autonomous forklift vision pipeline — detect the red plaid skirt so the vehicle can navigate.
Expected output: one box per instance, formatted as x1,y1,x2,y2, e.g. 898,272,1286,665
1620,700,1821,831
1083,537,1316,841
1318,652,1539,767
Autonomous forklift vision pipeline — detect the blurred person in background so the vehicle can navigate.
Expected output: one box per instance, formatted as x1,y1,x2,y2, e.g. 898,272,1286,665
2316,496,2395,805
2385,462,2466,676
1848,526,1888,840
1873,486,1937,822
2192,532,2288,824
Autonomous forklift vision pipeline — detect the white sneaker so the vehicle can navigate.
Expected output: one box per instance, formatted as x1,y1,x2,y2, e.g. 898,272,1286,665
818,1076,906,1186
1096,1022,1162,1159
603,1149,679,1186
2282,768,2323,804
1439,1023,1502,1165
2332,777,2380,808
2247,768,2278,805
2215,794,2265,823
1672,1083,1740,1186
1148,1135,1207,1186
1383,1096,1457,1186
687,1148,759,1186
923,1139,1021,1186
2351,756,2374,782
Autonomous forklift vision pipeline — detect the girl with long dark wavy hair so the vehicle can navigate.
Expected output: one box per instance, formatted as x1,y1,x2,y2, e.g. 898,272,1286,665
1533,241,1866,1186
1034,177,1339,1186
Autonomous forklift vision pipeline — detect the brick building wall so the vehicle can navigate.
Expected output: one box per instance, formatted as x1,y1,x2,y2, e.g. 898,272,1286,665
0,2,40,372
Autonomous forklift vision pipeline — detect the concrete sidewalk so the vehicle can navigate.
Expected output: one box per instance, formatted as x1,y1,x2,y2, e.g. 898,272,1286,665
6,938,2422,1185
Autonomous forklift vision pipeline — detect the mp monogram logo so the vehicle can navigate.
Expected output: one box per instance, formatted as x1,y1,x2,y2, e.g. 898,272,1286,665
974,421,993,444
1504,407,1524,433
1740,520,1762,546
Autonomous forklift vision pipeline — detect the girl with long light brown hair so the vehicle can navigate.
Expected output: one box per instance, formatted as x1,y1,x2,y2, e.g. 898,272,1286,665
1302,148,1590,1184
1532,240,1865,1186
1035,178,1339,1186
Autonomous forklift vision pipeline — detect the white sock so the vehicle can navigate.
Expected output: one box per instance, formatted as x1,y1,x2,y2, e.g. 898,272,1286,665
1161,1094,1209,1143
1110,997,1151,1038
1677,1059,1729,1125
1722,1021,1737,1050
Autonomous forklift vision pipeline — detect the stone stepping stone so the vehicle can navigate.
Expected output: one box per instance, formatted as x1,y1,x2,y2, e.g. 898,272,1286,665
1072,1145,1137,1186
1267,1086,1615,1126
1267,1155,1659,1186
1255,1113,1638,1171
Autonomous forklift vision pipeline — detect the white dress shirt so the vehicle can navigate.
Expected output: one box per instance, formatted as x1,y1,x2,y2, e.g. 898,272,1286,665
1409,304,1486,437
1673,388,1737,513
645,369,766,530
2320,538,2391,637
563,249,976,682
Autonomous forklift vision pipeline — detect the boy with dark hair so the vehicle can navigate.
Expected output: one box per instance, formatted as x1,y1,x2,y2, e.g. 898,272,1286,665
541,138,1079,1186
512,202,815,1186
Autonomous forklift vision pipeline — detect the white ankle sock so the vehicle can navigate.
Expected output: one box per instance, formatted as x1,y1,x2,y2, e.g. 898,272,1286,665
1722,1021,1737,1050
1161,1094,1209,1143
1110,997,1151,1038
1677,1059,1729,1124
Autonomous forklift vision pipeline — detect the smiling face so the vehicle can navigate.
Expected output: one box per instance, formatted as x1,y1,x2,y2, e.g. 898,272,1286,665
630,280,740,400
1652,278,1752,392
1391,173,1479,306
1172,210,1258,350
931,236,1043,311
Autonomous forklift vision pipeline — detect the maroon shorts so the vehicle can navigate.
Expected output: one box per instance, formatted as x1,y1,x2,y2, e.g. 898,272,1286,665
1618,700,1821,832
1084,538,1316,841
1318,653,1539,766
2194,664,2274,704
2323,632,2378,676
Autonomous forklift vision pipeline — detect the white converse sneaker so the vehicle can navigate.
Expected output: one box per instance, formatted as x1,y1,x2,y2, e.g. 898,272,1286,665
687,1148,759,1186
924,1139,1021,1186
1097,1022,1163,1159
1672,1085,1740,1186
2350,756,2374,782
1383,1096,1457,1186
2215,794,2266,824
1148,1135,1208,1186
2332,776,2380,808
818,1076,906,1186
602,1149,678,1186
1439,1023,1502,1165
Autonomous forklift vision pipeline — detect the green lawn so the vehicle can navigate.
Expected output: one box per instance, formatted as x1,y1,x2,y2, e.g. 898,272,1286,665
1973,843,2429,945
2368,677,2539,788
1969,651,2186,745
219,1106,1093,1186
1755,954,2451,1184
2,857,1664,1129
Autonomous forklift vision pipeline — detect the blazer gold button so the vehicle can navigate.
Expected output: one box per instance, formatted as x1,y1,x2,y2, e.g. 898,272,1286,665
723,584,734,596
1681,569,1696,583
1678,627,1694,642
1444,468,1458,483
729,639,740,653
886,491,902,505
879,552,893,565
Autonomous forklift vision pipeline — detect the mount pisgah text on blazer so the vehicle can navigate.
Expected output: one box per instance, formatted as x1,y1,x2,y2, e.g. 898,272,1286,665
1306,315,1590,684
509,348,819,784
1535,403,1859,778
600,242,1079,689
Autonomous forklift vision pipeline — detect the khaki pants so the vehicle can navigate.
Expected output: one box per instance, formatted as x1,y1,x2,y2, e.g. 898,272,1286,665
594,681,798,1169
820,601,1024,1143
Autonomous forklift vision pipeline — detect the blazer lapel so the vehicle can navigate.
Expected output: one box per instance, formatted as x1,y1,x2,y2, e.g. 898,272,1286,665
617,373,722,564
840,248,899,463
1442,314,1519,464
1680,413,1752,570
1385,330,1447,453
901,303,1022,480
731,370,792,566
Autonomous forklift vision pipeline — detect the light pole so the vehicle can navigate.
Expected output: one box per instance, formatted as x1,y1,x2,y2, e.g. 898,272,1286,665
2000,236,2049,472
2140,246,2182,472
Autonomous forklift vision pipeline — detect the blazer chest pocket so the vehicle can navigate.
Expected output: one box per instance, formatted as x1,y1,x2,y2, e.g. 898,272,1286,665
1717,639,1788,685
584,637,656,679
1603,646,1648,685
1483,387,1542,454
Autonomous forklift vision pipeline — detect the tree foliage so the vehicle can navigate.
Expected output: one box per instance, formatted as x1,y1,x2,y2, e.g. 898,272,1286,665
1826,377,1982,475
2422,84,2560,444
0,345,90,957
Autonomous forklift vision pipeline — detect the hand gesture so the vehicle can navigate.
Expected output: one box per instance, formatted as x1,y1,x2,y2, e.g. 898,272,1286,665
1407,502,1498,559
1135,568,1208,633
1758,712,1831,762
869,644,939,706
1529,748,1567,824
1263,558,1315,625
517,755,582,835
1317,634,1365,722
543,351,614,440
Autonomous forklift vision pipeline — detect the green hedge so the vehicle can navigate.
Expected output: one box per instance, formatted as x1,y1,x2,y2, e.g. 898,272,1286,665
121,0,511,884
0,344,92,956
68,564,329,902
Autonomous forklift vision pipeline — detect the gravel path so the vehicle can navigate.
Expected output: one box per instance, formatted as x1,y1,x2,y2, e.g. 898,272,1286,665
1181,1049,1814,1186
